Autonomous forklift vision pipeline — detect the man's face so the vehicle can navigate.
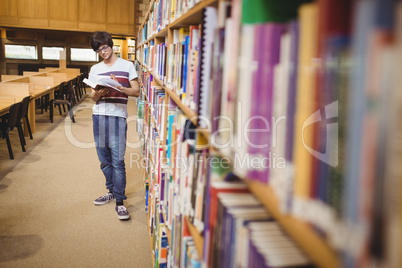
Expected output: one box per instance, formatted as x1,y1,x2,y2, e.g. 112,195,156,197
96,44,112,60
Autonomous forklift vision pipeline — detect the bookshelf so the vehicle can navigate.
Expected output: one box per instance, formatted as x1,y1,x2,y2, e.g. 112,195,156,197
135,0,401,267
112,37,136,60
128,38,136,61
112,43,122,58
135,0,339,267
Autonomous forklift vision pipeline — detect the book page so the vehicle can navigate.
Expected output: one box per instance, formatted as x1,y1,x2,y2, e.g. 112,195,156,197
83,77,123,93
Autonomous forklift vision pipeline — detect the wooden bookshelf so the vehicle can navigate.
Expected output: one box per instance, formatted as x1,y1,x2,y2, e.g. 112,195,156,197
155,26,169,38
172,0,218,28
136,0,345,267
139,64,210,140
163,87,198,125
139,0,156,39
245,180,341,268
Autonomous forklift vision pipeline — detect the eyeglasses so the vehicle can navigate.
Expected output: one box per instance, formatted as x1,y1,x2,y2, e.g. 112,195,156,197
96,45,109,53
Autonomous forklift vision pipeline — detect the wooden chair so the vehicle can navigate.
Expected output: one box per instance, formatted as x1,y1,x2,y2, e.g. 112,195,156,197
20,95,33,140
0,102,26,159
50,81,76,123
81,72,88,95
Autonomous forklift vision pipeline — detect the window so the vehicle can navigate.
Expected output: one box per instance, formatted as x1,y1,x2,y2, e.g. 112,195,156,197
42,47,65,60
5,44,37,59
71,48,98,62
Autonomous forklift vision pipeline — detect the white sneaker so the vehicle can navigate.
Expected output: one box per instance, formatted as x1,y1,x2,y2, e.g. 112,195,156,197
115,205,130,220
93,193,114,205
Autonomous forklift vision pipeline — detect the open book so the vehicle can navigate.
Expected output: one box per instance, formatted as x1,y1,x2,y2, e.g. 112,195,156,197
83,77,123,93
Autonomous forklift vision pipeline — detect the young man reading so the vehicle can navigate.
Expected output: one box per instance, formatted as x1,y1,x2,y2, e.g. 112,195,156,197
89,31,140,220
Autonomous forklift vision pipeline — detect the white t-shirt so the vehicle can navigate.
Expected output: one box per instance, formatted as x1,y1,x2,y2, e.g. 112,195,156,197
89,58,138,118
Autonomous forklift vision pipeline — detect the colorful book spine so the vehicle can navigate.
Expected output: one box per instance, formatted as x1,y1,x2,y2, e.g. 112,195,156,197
247,23,283,183
292,3,319,219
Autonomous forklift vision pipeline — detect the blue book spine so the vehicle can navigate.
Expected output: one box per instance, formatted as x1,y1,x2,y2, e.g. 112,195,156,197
343,1,375,267
182,36,190,98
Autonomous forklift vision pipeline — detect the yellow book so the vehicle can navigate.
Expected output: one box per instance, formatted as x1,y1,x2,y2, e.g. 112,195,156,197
171,0,176,22
179,27,190,43
292,3,319,210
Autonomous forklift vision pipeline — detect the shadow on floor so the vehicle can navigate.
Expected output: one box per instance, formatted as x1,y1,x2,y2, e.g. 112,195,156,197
0,235,43,263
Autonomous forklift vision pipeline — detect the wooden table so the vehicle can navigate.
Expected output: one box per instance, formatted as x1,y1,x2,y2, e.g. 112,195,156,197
0,102,14,117
0,67,81,136
0,97,24,117
0,85,58,136
0,77,76,136
26,84,58,134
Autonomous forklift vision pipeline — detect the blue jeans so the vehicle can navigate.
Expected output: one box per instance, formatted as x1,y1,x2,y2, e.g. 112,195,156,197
93,115,127,202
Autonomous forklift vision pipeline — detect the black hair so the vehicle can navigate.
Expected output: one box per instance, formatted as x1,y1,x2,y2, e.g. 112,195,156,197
90,31,114,51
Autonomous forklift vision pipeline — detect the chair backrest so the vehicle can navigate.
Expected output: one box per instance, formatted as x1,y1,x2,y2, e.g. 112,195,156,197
7,102,22,130
72,77,79,91
55,82,65,100
20,95,31,118
65,81,75,102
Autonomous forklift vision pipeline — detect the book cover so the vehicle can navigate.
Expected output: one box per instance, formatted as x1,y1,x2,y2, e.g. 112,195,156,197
232,23,255,178
214,194,261,267
197,7,218,128
227,208,272,268
270,30,291,201
292,3,319,219
284,20,299,166
217,17,233,155
209,26,225,135
247,23,283,183
205,181,249,267
182,36,190,100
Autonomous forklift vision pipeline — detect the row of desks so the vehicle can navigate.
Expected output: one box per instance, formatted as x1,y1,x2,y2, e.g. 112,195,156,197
0,67,81,134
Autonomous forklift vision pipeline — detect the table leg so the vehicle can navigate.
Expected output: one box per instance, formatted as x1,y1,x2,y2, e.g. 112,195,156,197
24,99,36,136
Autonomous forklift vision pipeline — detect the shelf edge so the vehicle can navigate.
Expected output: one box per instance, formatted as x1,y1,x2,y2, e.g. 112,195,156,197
245,180,341,268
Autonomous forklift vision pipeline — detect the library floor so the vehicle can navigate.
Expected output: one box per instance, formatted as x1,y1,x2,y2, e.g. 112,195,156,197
0,95,153,267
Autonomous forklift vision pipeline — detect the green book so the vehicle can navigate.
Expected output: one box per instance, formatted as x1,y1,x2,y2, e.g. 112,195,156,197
242,0,312,24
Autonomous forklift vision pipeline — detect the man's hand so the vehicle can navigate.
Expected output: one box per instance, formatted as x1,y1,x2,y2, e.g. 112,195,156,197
110,74,126,94
91,87,110,102
98,87,111,96
110,74,140,97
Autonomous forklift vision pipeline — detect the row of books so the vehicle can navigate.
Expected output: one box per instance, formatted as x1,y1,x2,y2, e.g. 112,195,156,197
127,54,135,61
136,48,142,63
153,42,167,84
210,190,312,268
137,0,402,267
139,72,164,182
165,27,192,100
137,0,169,44
137,0,204,46
224,1,400,267
139,120,315,268
149,189,169,268
128,39,135,46
137,67,315,266
140,41,154,71
144,83,166,139
140,105,203,267
140,26,200,112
